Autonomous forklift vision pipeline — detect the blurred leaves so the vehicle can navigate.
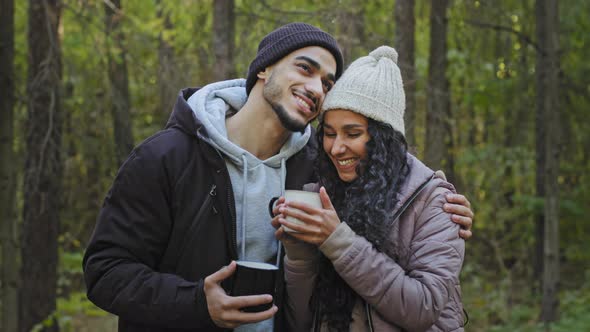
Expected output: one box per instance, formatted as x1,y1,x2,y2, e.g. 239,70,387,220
6,0,589,330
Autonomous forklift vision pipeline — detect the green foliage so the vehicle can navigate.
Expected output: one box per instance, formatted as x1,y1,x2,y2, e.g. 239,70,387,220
60,249,83,273
57,292,107,318
30,292,111,332
463,272,590,331
27,248,110,331
7,0,589,330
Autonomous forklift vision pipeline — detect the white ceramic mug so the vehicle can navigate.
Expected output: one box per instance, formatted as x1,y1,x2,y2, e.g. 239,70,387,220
269,190,322,232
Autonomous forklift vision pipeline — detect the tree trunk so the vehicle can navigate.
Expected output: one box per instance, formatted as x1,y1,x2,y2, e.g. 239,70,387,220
212,0,235,81
336,1,364,66
534,158,545,292
534,4,547,295
156,0,177,127
425,0,454,182
105,0,134,166
395,0,416,148
0,0,18,331
20,1,63,331
536,0,560,323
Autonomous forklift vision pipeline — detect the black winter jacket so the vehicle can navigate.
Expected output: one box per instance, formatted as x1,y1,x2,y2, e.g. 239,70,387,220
83,88,318,331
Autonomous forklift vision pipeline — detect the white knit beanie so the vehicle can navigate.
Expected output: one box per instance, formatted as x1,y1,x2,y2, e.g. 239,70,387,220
321,46,405,135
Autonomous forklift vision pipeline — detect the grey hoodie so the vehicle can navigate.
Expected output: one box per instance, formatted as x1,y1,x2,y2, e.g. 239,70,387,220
187,79,312,331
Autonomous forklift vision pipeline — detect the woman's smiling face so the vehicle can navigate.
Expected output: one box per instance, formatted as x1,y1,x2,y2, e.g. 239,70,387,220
322,109,371,182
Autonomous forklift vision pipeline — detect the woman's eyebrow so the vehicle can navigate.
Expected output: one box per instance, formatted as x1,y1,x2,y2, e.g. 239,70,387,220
342,124,364,130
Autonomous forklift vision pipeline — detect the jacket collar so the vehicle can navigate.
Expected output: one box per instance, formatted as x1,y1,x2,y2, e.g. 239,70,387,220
165,87,204,138
392,154,436,213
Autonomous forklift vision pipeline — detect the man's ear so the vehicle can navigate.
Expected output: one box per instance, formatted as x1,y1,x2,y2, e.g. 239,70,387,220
257,67,271,81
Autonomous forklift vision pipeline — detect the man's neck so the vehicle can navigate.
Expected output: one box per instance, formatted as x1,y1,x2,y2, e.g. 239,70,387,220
226,98,293,160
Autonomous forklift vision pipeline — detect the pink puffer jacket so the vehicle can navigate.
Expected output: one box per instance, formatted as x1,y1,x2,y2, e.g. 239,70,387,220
284,154,465,332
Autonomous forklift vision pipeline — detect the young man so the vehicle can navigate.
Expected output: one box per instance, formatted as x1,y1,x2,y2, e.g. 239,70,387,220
83,23,473,332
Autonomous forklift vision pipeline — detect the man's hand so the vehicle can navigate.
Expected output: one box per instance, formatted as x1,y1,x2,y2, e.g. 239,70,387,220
271,197,318,261
204,262,277,328
270,197,299,246
444,194,474,240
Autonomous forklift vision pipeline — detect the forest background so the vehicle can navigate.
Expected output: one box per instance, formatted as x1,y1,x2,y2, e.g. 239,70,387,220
1,0,588,331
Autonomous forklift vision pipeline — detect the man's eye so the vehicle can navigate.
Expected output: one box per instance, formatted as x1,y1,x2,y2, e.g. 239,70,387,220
297,63,312,73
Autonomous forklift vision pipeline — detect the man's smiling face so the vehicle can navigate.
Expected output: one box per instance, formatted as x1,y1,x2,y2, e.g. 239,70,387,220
260,46,337,132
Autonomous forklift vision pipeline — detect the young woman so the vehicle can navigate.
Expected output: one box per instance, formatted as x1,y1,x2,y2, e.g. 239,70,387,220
272,46,466,331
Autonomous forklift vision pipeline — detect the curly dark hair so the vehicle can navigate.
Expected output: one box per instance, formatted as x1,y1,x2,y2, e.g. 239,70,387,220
310,117,410,331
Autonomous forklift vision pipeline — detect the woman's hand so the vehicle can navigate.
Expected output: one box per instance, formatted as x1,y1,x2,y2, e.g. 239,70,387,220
270,197,317,260
278,187,341,246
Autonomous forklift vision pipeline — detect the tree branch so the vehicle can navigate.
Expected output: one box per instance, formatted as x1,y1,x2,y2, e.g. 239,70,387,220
464,19,543,55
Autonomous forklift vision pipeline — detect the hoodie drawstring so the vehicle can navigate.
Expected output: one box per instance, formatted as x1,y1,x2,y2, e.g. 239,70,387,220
280,158,286,199
241,155,248,260
239,156,285,267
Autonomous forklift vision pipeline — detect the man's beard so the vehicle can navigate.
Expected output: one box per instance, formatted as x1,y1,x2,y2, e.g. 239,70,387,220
263,74,308,133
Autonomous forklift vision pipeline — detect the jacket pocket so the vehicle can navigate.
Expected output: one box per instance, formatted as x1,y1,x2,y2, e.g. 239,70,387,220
174,188,216,270
158,185,216,272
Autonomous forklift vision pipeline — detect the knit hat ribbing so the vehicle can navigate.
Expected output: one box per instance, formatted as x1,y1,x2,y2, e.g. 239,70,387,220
245,22,344,95
321,46,406,135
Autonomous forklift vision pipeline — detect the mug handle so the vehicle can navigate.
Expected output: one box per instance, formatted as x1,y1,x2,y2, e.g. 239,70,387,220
268,196,280,218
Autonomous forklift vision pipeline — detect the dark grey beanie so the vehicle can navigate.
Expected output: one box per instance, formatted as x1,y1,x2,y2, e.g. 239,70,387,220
245,22,344,95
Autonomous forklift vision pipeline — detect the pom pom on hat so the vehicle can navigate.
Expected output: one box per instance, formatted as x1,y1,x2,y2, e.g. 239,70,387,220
369,46,398,64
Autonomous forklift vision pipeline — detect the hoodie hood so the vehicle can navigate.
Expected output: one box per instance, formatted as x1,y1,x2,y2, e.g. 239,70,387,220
186,78,311,168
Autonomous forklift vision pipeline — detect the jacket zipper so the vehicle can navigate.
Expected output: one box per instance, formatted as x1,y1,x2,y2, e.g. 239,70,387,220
365,174,436,332
197,129,238,260
365,302,375,332
213,151,238,260
174,185,216,267
388,173,436,227
227,177,238,259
